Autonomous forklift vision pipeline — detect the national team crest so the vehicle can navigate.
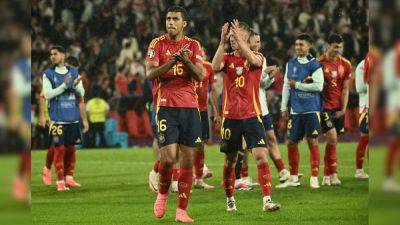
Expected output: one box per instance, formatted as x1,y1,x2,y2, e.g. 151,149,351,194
331,71,338,78
235,67,243,75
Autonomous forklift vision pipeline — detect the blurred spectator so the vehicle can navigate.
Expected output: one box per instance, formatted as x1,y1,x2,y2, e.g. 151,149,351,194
86,93,110,148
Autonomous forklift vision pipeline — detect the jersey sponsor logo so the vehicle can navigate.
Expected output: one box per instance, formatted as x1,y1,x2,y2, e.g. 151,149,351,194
178,193,187,199
166,50,171,56
195,137,202,143
235,67,243,75
229,63,235,69
258,139,265,145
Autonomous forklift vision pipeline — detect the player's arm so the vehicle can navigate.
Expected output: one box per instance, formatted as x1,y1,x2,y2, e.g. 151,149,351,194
42,74,69,100
74,76,85,98
146,60,177,80
174,50,204,82
231,20,262,68
291,67,324,92
78,99,89,133
212,23,229,71
261,66,278,89
337,77,350,118
280,63,290,120
38,94,47,127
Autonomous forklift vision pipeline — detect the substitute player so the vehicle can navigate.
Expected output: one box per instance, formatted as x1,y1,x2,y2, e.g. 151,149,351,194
354,59,369,179
212,19,281,212
42,46,88,191
146,6,204,223
193,48,218,190
318,34,351,186
277,34,324,189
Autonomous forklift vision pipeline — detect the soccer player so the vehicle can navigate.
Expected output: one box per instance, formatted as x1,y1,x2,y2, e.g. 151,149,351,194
382,45,400,191
249,30,290,183
42,46,88,191
193,48,218,190
41,56,83,185
212,19,281,212
318,34,351,186
277,34,324,189
146,6,204,222
354,59,369,179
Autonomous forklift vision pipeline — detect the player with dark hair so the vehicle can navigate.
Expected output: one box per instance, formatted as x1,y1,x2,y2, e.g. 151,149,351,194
318,33,352,186
277,33,324,189
146,5,204,223
42,45,88,191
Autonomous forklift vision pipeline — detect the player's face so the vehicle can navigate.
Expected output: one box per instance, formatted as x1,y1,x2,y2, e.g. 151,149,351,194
295,40,311,57
249,35,261,52
166,12,187,37
50,50,65,65
327,42,343,57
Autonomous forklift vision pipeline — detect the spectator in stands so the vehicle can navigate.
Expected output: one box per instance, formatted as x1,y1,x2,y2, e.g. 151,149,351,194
86,92,110,148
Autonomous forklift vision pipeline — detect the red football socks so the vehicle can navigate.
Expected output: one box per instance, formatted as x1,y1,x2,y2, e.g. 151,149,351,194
356,135,369,169
223,165,235,198
324,143,337,176
153,159,160,173
288,145,299,175
177,167,193,210
45,146,55,170
240,164,249,177
272,158,285,172
64,146,76,177
257,162,272,196
158,163,173,195
53,145,66,181
310,144,320,177
172,168,179,181
194,150,205,179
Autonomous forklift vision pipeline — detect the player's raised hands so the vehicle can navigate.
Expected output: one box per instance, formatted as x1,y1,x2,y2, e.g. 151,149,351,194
220,22,229,44
265,65,279,78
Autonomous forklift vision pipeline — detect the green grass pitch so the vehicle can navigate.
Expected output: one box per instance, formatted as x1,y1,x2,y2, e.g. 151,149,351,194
31,143,368,225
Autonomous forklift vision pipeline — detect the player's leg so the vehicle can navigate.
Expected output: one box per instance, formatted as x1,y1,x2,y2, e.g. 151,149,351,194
245,117,280,211
220,118,242,211
64,123,82,187
383,119,400,192
42,146,54,185
194,111,214,189
149,109,160,192
306,113,322,189
323,128,338,186
355,111,369,179
171,162,179,193
153,107,180,219
223,152,238,211
276,114,303,188
174,108,203,222
266,130,290,182
154,143,179,218
49,123,69,191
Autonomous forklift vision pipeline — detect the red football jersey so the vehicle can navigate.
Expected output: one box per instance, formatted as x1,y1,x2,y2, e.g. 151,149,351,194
195,61,216,112
221,52,264,120
146,34,203,108
319,55,352,110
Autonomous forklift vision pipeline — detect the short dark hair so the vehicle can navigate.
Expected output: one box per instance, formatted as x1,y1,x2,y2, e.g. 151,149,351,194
50,45,66,53
66,56,80,68
296,33,313,44
166,5,188,21
327,33,344,44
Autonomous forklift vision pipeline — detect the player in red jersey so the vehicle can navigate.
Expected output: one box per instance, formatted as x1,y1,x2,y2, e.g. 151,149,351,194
146,6,204,223
193,48,218,190
212,19,280,212
318,34,352,186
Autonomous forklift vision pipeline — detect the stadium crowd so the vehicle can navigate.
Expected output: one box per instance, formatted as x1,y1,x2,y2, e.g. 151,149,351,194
31,0,368,148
